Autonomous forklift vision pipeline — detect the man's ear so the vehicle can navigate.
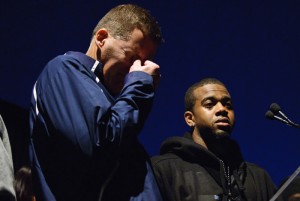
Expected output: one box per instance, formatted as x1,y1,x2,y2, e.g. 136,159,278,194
95,28,108,47
184,111,195,127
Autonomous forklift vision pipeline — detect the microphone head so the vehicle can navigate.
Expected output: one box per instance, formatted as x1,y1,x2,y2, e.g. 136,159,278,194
270,103,281,114
265,110,275,120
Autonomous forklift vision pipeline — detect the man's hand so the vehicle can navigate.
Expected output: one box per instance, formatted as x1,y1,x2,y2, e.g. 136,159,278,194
130,60,161,89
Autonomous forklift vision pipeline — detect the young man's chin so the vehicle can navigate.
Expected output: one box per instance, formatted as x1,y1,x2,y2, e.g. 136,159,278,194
215,130,231,139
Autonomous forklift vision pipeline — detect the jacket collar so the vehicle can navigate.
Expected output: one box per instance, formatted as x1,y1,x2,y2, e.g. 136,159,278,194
65,51,104,83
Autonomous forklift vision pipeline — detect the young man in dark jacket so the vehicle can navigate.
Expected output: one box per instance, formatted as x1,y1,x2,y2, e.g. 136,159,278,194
151,78,281,201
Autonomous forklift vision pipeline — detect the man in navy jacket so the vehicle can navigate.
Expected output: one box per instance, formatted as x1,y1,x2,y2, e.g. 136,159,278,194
29,4,163,201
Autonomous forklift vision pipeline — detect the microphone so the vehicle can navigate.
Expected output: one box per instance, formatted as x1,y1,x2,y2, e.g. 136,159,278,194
265,110,290,125
269,103,292,123
266,103,300,129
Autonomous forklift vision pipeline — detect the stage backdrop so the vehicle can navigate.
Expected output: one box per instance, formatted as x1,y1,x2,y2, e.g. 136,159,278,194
1,0,299,186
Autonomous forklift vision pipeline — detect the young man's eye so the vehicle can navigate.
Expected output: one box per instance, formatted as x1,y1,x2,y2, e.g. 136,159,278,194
204,102,214,108
225,102,233,109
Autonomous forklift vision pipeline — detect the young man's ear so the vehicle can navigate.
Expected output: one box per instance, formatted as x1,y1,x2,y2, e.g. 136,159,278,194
95,28,109,47
184,111,195,127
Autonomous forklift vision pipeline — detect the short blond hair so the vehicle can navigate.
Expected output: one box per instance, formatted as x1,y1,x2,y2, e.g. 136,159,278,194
92,4,163,44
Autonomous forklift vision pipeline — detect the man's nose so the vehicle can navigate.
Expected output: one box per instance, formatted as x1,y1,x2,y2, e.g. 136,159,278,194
215,103,228,115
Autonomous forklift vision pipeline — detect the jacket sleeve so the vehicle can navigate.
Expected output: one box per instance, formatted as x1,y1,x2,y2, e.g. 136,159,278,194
246,162,282,201
151,156,175,201
33,56,154,155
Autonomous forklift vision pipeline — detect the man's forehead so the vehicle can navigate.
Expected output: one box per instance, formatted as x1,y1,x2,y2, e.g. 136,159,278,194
196,84,230,95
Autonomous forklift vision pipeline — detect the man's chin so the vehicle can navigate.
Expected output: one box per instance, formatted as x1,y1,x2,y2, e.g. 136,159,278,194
215,130,231,139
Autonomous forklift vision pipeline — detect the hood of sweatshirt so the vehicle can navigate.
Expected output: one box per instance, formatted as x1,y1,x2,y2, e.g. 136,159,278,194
160,132,244,168
160,133,220,168
159,132,246,196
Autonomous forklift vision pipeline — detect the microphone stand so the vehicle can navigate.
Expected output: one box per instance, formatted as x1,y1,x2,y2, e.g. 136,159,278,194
269,166,300,201
289,122,300,129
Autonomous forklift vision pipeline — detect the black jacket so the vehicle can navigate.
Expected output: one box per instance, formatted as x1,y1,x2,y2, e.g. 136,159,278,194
151,133,279,201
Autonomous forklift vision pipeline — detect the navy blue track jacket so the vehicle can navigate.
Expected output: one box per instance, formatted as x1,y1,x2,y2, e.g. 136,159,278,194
29,51,163,201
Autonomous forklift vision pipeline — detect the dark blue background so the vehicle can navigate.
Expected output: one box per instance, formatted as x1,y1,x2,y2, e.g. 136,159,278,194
1,0,299,186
